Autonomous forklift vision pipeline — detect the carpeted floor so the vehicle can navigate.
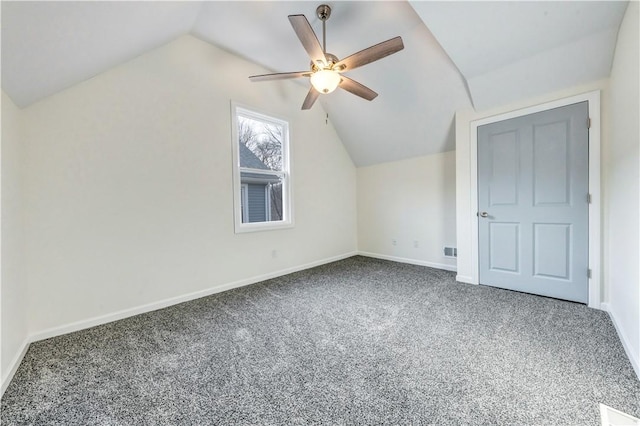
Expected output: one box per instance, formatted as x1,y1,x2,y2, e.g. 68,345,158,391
2,256,639,425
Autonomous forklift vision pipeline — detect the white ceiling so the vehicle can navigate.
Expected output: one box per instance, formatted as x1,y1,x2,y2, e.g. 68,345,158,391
1,1,628,166
409,1,628,109
1,1,202,107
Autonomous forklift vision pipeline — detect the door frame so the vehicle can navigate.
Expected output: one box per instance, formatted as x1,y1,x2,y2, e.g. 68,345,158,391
468,90,601,308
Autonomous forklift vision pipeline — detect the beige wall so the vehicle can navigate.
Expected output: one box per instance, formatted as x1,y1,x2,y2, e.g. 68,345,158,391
357,151,456,270
19,35,357,336
1,91,27,388
607,0,639,374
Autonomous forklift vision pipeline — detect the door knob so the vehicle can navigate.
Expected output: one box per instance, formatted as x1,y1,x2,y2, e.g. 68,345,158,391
479,211,489,218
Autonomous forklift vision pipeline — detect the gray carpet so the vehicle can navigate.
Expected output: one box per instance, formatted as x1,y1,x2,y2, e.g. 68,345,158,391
2,256,639,425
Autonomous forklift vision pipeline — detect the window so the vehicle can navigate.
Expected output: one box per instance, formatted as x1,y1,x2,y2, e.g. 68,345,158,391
232,104,292,233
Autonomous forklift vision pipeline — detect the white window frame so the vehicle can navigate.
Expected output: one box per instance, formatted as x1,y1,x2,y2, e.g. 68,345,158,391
231,102,293,233
241,183,249,224
265,184,272,222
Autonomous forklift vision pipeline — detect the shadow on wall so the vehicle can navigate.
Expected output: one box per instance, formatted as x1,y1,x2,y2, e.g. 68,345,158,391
442,116,456,253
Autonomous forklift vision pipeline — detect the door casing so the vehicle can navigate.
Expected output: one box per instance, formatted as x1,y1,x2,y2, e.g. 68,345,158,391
467,90,601,308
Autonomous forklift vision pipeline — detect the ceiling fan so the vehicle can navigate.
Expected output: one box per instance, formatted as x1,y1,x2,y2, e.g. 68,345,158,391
249,4,404,110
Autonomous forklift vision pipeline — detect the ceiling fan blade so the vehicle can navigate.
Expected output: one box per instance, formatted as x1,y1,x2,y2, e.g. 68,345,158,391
334,36,404,72
288,14,327,66
249,71,311,82
339,76,378,101
302,87,320,110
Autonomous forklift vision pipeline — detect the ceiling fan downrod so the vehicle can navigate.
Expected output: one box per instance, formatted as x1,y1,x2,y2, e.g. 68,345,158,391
316,4,331,54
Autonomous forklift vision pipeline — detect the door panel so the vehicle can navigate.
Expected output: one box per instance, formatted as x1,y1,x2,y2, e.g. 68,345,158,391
533,223,571,280
489,223,520,273
533,121,570,205
478,101,589,303
489,131,520,206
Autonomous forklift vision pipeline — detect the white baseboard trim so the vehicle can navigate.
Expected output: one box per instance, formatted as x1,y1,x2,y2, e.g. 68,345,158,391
357,251,457,272
2,251,357,397
455,275,476,284
601,302,640,380
30,251,358,343
1,337,30,397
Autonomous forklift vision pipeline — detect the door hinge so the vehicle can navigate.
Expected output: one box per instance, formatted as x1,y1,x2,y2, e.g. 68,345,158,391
588,269,592,279
587,193,592,204
587,117,591,129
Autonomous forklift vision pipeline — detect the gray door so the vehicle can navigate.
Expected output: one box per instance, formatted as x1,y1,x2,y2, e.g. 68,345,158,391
478,102,589,303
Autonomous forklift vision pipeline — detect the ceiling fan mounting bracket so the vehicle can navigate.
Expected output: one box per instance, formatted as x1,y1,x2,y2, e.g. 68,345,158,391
316,4,332,22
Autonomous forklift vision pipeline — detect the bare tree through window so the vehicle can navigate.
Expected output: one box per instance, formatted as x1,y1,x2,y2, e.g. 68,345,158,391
238,115,285,222
238,117,283,171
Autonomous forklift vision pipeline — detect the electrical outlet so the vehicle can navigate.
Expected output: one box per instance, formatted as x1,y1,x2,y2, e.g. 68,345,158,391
392,239,397,246
413,240,419,248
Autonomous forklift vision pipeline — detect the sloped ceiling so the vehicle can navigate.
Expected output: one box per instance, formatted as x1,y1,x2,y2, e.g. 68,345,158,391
409,1,628,110
1,1,628,166
1,1,203,107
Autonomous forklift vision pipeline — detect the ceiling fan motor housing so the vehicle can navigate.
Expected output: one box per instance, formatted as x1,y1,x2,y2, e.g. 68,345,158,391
311,53,339,72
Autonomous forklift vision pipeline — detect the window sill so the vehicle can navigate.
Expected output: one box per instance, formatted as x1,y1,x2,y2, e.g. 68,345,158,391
234,220,294,234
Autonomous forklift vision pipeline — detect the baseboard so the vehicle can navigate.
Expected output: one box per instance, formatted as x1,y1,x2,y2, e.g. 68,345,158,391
29,251,358,344
1,337,30,397
5,252,356,396
455,275,476,284
601,303,640,380
357,251,457,272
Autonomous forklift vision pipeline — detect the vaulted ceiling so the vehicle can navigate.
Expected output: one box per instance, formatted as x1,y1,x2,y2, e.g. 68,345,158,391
1,1,628,166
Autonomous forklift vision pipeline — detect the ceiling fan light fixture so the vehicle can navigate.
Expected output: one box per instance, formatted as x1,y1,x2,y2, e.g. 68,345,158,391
310,70,341,94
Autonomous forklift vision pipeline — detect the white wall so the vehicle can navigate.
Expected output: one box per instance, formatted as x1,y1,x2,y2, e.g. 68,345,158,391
20,35,357,336
607,0,639,376
1,91,28,390
357,151,456,271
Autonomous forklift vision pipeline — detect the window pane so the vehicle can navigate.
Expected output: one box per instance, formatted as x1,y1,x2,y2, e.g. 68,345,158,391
269,182,283,221
238,116,283,172
239,172,284,223
233,105,290,233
